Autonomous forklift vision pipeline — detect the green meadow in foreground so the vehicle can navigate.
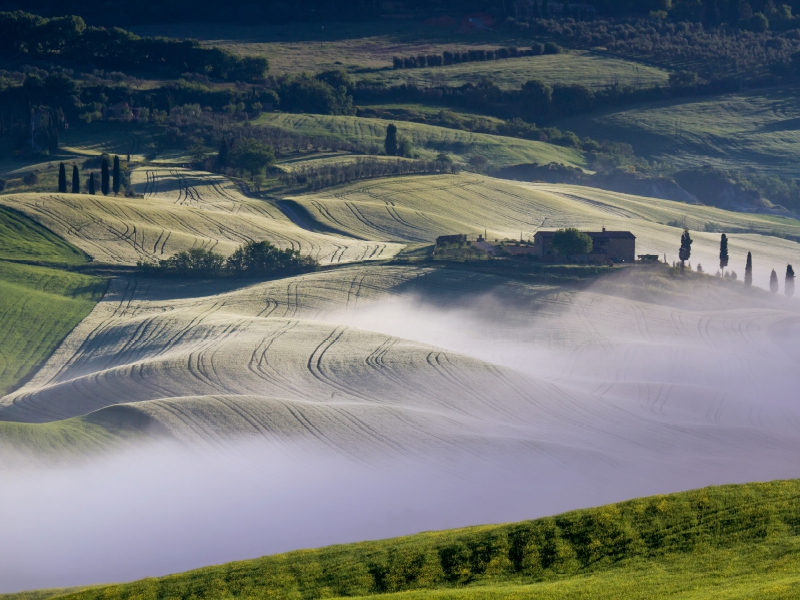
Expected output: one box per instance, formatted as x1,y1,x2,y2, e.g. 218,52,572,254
8,479,799,600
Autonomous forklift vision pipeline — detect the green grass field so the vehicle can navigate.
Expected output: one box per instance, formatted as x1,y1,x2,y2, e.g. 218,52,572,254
558,87,800,178
6,479,800,600
0,207,104,396
0,261,106,397
257,113,585,169
358,51,669,91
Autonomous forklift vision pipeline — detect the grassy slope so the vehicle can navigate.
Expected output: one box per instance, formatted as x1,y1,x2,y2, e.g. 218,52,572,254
558,87,800,178
130,20,660,81
258,113,585,169
0,207,88,265
0,261,106,397
0,207,105,396
7,479,800,600
359,51,668,91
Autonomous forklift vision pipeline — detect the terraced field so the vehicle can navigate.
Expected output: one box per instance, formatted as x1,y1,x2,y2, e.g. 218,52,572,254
289,173,800,289
257,113,585,169
558,87,800,178
0,169,403,266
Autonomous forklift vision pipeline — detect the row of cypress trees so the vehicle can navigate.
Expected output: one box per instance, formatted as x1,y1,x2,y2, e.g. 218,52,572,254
680,230,795,297
57,156,122,196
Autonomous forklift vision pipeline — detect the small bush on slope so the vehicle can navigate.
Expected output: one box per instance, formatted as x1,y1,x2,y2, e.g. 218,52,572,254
139,242,318,277
16,479,800,600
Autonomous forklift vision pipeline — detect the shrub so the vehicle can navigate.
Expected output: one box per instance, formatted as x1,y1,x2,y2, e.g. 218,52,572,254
226,241,318,275
543,41,561,54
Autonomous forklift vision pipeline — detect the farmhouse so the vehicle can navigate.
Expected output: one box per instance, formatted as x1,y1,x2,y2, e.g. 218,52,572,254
532,229,636,263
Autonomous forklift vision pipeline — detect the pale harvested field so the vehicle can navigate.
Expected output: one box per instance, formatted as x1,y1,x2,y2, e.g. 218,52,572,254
290,173,800,289
2,264,800,495
0,169,404,266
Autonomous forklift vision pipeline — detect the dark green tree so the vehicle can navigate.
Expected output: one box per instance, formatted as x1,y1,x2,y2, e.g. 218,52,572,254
229,139,276,178
563,0,571,17
101,158,110,195
552,228,593,260
719,233,729,272
385,123,398,156
88,172,96,195
679,228,692,269
542,0,550,18
226,240,318,275
217,139,230,169
58,162,67,193
786,265,795,298
112,155,120,195
71,164,80,193
770,269,779,294
745,251,753,287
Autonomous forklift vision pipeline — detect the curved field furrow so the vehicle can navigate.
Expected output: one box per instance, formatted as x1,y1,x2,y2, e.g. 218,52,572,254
0,169,404,266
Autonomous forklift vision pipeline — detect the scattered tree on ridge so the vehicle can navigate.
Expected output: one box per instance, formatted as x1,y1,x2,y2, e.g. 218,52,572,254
57,162,67,193
552,228,593,260
112,155,121,195
101,158,110,196
88,172,96,195
786,265,796,298
71,165,80,193
719,233,729,272
679,228,692,269
385,123,398,157
745,252,753,287
770,269,779,294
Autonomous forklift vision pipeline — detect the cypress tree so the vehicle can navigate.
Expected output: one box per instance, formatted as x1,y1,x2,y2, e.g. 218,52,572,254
71,165,80,193
678,228,692,269
384,123,398,156
786,265,795,298
101,158,110,196
217,139,230,168
542,0,549,18
88,172,96,195
744,252,753,287
58,162,67,193
719,233,729,272
770,269,779,294
532,0,540,18
563,0,571,17
112,155,121,195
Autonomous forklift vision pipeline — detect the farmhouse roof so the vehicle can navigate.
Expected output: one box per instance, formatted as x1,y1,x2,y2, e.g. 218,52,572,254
535,230,636,239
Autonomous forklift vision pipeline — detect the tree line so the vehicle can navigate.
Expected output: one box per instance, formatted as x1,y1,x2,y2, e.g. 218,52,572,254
138,241,318,278
391,43,561,70
56,154,130,196
678,228,795,295
0,11,267,82
278,155,461,192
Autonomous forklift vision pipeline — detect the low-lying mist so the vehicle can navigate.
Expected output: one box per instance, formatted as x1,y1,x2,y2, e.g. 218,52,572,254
2,273,800,593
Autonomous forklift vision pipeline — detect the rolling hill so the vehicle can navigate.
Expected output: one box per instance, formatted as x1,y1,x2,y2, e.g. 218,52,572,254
256,113,586,169
558,87,800,179
287,172,800,289
0,170,404,266
4,478,800,600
